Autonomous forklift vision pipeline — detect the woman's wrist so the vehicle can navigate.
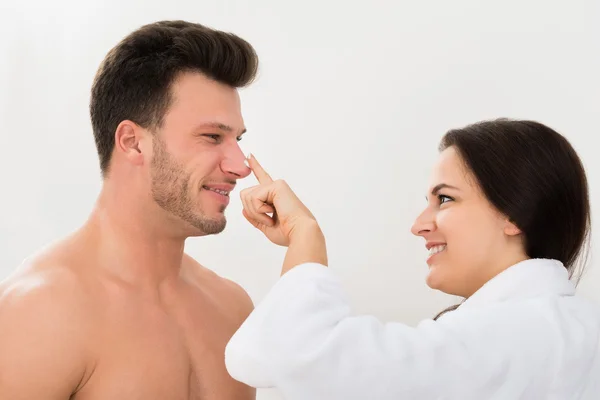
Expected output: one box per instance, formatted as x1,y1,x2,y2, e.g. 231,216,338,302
282,222,328,275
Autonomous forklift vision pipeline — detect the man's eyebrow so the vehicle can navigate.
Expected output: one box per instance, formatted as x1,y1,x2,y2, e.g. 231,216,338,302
194,122,246,134
431,183,460,195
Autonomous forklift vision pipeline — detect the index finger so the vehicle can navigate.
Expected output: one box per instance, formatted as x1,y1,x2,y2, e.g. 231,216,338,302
248,154,274,184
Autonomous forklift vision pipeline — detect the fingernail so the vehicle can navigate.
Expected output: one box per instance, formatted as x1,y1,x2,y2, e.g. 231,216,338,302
244,157,250,168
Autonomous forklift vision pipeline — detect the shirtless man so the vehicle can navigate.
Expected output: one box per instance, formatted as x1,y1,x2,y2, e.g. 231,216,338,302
0,20,258,399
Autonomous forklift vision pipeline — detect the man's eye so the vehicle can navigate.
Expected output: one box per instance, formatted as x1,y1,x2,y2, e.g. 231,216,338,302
204,134,221,142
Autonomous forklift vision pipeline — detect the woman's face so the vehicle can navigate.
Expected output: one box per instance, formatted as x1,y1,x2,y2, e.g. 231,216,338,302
411,146,526,298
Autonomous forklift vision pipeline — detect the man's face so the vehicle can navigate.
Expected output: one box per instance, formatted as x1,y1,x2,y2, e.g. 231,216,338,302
149,72,251,235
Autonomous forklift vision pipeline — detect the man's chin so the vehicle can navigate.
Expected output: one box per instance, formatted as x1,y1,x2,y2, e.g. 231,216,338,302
188,214,227,236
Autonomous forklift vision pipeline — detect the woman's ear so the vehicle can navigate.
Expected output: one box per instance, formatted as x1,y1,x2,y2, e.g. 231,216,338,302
504,219,522,236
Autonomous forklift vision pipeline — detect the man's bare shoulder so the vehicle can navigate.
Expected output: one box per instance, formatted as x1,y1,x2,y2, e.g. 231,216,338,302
0,251,93,395
0,250,92,327
0,238,97,339
182,253,254,321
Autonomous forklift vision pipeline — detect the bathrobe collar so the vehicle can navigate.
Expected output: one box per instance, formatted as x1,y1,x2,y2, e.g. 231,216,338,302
459,258,576,310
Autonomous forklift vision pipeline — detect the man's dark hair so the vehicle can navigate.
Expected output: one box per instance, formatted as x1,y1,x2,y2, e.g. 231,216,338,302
90,20,259,177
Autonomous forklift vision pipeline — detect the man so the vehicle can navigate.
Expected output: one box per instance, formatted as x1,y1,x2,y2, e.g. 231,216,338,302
0,20,257,399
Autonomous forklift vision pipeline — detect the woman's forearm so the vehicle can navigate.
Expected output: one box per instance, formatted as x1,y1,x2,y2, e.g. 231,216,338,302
282,222,328,274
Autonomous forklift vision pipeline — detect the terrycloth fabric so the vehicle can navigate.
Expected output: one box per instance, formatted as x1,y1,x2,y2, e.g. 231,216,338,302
225,258,600,399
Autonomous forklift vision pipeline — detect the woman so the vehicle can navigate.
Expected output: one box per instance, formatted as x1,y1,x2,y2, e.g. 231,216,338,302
225,119,600,399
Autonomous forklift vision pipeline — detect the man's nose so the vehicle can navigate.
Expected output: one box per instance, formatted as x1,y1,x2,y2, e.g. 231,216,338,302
221,142,251,179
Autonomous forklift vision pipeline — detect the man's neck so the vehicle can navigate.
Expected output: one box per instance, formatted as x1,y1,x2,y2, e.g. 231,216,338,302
82,187,189,287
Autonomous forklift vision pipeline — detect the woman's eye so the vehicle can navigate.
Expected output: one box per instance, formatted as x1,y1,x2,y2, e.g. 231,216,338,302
236,136,243,142
438,194,454,204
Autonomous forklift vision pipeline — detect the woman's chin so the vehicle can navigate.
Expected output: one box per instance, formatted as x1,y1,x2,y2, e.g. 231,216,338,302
426,265,467,297
425,265,447,291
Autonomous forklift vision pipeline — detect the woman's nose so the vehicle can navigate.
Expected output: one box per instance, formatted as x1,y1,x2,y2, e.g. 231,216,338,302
411,209,436,237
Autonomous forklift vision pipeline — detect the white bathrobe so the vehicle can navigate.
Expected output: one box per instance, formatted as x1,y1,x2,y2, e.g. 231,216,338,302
225,258,600,399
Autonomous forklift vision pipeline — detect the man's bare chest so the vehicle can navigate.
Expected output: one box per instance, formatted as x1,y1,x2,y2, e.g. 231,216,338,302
73,292,252,399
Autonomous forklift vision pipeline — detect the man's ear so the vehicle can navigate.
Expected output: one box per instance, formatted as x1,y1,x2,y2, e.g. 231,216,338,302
504,219,522,236
114,120,146,167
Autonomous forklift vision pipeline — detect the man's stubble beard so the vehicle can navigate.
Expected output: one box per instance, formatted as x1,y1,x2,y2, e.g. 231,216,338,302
150,135,227,235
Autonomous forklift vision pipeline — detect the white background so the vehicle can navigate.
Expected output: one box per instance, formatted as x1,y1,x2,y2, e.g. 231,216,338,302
0,1,598,398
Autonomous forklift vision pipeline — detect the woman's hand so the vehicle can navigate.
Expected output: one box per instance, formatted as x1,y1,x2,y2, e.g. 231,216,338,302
240,155,318,246
240,155,328,273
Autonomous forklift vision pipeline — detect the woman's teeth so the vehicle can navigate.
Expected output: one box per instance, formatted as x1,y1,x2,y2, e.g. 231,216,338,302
429,245,446,256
